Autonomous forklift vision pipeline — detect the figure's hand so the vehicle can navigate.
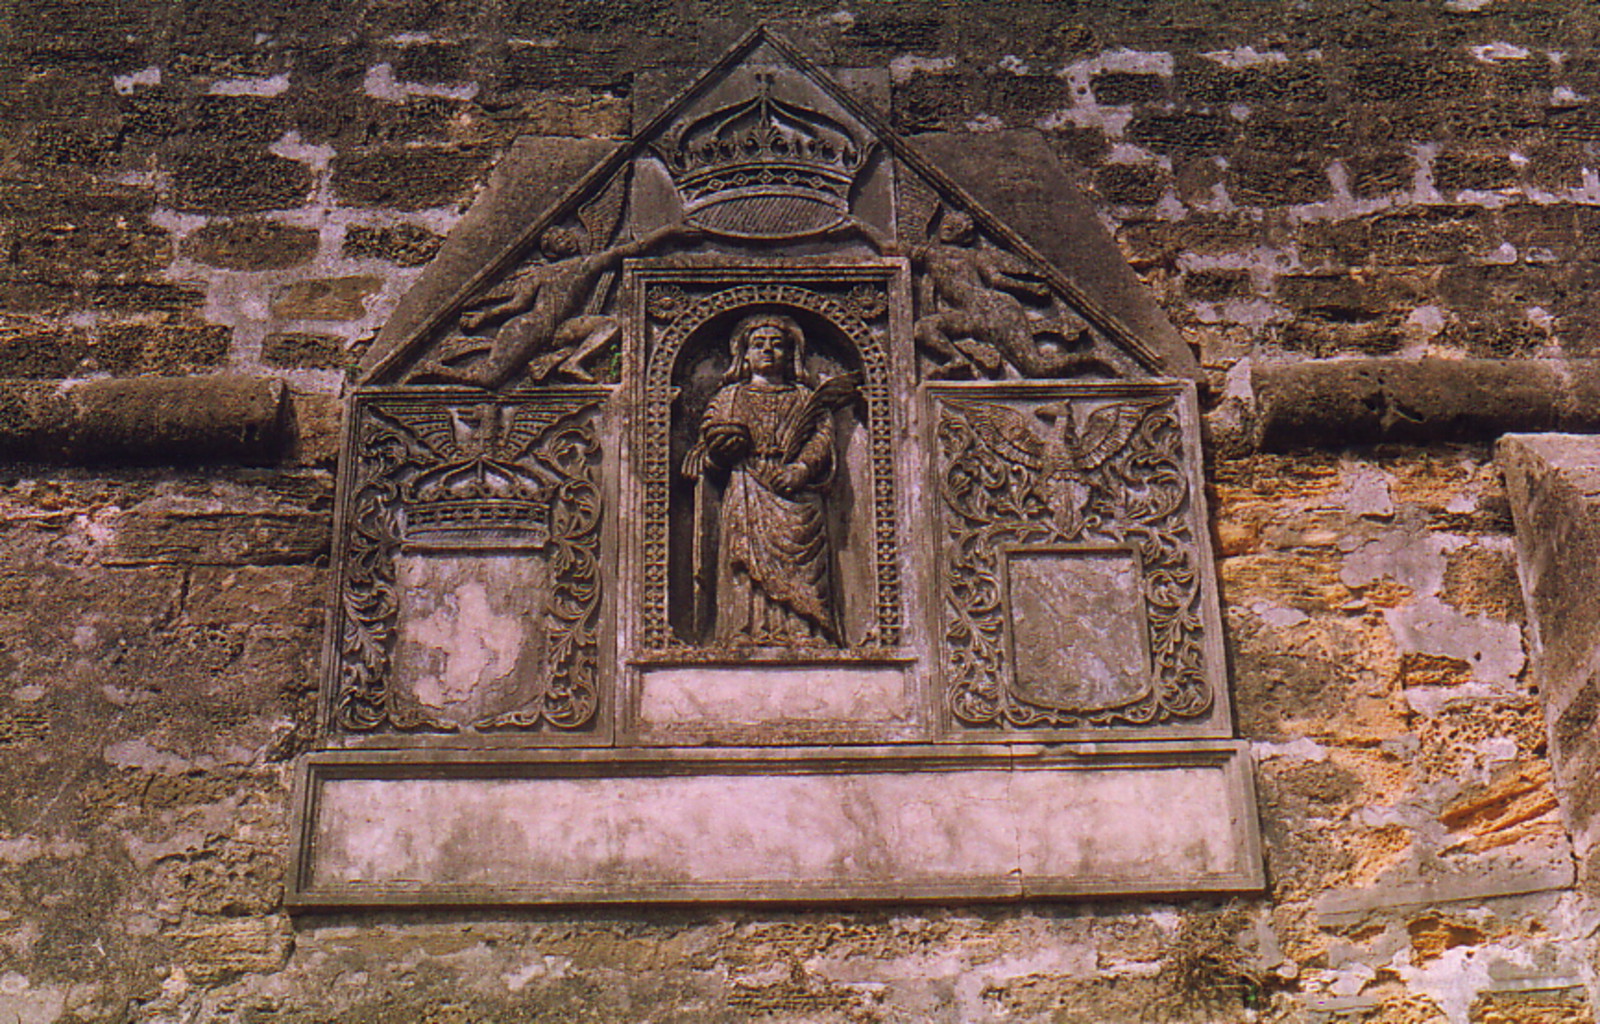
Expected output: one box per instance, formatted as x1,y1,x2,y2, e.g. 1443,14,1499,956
773,463,811,495
459,309,492,330
704,422,750,462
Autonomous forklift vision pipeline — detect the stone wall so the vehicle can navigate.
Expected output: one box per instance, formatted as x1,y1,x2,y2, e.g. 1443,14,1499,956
2,2,1598,1021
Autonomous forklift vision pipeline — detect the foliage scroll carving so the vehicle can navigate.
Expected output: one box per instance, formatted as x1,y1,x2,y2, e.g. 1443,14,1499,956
933,390,1215,729
332,390,605,734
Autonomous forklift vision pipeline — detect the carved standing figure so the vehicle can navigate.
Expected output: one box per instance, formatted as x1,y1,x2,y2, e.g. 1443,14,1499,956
682,314,858,646
903,210,1104,379
411,223,695,388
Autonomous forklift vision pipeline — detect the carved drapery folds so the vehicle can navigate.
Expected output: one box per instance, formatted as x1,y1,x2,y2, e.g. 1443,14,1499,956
332,390,605,735
632,267,905,658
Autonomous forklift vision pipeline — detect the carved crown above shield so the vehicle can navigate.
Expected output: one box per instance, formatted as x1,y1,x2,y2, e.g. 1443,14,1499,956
655,74,874,239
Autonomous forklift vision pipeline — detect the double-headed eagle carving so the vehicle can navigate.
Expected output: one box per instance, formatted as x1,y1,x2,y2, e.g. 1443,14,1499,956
945,398,1153,539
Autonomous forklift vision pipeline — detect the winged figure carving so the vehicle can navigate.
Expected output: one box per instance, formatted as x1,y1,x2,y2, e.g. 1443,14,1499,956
945,398,1153,538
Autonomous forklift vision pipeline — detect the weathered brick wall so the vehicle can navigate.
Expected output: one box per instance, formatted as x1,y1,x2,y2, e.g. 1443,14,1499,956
2,2,1598,1021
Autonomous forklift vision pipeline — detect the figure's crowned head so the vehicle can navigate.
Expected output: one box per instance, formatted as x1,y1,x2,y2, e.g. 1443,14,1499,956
727,312,809,385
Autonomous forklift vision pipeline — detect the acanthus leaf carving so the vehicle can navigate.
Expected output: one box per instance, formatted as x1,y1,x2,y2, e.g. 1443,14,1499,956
331,391,605,735
935,391,1213,729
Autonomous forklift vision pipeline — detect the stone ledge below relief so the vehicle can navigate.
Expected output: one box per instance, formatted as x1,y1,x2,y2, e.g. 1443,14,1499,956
288,742,1263,907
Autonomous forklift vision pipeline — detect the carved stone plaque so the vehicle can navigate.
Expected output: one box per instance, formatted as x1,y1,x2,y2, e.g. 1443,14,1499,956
296,27,1260,905
928,381,1228,737
326,388,608,741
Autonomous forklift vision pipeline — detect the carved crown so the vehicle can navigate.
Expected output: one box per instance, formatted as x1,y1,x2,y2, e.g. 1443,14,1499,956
656,78,872,238
403,466,553,550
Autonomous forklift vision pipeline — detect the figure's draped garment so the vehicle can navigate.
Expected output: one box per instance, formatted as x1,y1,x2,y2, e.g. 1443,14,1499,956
700,381,837,644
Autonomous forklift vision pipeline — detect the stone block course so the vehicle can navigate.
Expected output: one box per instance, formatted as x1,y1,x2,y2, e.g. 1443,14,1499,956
169,150,316,215
1126,111,1235,153
270,276,383,321
0,377,290,465
183,220,321,271
1174,58,1329,106
262,332,349,369
1092,163,1167,205
1346,150,1415,196
1088,70,1166,105
390,43,470,85
1230,151,1333,205
96,321,232,374
1433,150,1522,193
340,223,443,266
331,146,491,210
502,44,630,91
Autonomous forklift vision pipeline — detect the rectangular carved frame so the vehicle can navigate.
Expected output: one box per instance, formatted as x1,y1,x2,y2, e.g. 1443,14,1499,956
287,741,1265,907
615,256,929,745
924,380,1232,741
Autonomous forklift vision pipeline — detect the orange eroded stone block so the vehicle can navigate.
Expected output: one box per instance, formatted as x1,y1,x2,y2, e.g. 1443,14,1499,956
1441,546,1527,622
1368,993,1451,1024
1439,763,1565,854
1221,552,1354,612
1469,989,1594,1024
1399,651,1476,688
1407,912,1486,965
1337,823,1415,889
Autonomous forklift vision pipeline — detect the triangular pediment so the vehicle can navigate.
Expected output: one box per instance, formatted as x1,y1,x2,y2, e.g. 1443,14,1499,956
360,26,1195,388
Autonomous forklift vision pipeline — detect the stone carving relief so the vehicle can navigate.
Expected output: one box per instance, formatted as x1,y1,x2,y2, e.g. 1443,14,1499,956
930,385,1220,730
330,390,604,735
298,29,1259,907
630,266,904,659
406,221,694,389
330,31,1228,745
904,206,1110,380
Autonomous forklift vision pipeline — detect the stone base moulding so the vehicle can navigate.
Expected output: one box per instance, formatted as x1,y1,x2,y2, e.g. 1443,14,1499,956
630,662,924,745
286,742,1264,907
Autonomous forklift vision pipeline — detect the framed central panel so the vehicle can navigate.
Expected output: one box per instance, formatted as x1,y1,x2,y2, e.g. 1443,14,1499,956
617,257,925,745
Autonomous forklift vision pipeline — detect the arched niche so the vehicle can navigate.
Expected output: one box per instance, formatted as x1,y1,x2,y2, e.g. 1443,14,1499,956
631,273,903,658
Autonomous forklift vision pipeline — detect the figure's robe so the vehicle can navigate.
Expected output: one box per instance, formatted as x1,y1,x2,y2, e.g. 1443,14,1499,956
698,380,837,645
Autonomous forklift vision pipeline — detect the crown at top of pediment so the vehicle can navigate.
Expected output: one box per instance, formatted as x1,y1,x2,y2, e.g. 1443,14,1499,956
652,72,874,238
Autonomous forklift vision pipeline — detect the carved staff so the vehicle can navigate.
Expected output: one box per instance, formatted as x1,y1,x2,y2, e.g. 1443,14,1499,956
692,469,716,640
